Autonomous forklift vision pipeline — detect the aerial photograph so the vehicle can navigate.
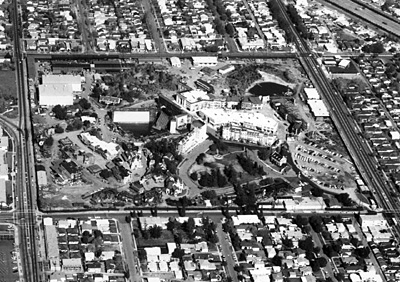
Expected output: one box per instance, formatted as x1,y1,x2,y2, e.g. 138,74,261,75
1,0,400,281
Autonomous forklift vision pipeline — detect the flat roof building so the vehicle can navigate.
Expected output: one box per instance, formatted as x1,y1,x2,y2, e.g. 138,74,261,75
39,75,82,106
199,108,279,134
192,56,218,67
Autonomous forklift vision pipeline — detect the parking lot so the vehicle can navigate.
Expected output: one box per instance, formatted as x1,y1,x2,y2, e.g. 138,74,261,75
0,240,18,282
293,142,357,190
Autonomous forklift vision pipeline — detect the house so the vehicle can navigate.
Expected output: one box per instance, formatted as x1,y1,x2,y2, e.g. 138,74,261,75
270,151,287,167
177,120,207,155
219,64,235,75
170,57,181,67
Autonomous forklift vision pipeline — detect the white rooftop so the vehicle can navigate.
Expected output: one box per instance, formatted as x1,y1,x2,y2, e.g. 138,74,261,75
181,90,210,103
304,88,320,100
308,100,329,117
200,108,278,132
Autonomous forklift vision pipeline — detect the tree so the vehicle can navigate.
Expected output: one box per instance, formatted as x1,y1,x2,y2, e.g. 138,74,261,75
282,237,294,248
298,236,314,253
190,172,198,181
52,105,68,120
258,148,269,160
54,125,64,133
335,193,353,206
99,169,112,179
79,98,91,110
271,255,282,266
310,259,320,272
148,225,163,238
316,257,327,268
196,153,206,165
354,246,370,258
185,217,195,234
295,215,308,227
171,248,185,259
44,136,54,147
311,187,323,197
225,23,235,37
201,190,217,200
125,215,131,223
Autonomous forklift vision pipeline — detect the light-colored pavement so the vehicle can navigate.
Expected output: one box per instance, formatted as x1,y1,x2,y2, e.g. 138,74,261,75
178,139,213,197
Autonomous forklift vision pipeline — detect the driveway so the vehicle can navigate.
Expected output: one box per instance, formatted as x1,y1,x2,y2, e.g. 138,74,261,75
177,139,213,197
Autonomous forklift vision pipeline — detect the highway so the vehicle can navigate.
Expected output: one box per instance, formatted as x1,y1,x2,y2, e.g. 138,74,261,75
275,0,400,237
320,0,400,39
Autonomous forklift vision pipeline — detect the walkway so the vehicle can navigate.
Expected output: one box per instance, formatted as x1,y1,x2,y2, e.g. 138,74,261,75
177,139,213,197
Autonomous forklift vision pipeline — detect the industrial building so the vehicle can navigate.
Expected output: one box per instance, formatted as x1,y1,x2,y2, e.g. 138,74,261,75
39,74,82,106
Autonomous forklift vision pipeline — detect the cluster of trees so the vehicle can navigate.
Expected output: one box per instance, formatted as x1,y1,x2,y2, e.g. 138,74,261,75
227,64,279,93
205,0,233,35
335,193,353,207
268,0,294,43
78,98,91,110
198,169,228,188
54,124,64,134
237,153,265,176
145,138,182,174
298,236,327,272
91,64,181,101
66,118,83,132
52,105,68,120
309,215,324,233
287,5,314,40
361,42,385,54
257,148,271,161
209,140,228,153
234,183,257,213
141,225,163,239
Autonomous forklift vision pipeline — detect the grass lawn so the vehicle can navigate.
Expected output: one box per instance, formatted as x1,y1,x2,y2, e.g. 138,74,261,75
0,71,17,98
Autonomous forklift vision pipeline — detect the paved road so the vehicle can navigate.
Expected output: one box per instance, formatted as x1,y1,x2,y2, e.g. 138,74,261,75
119,221,140,282
177,139,213,197
309,228,338,282
216,223,238,282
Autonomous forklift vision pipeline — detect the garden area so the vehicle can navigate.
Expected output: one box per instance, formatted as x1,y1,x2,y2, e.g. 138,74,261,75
188,150,266,189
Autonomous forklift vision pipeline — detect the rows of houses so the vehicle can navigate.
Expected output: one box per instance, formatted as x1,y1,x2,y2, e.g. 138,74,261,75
43,217,124,282
245,0,286,50
348,57,400,181
230,214,315,282
23,0,81,52
87,0,153,52
293,0,392,53
155,0,220,52
321,216,384,281
359,214,399,281
139,216,224,282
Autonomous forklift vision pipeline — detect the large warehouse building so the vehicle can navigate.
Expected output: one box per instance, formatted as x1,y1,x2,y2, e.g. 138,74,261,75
113,110,150,123
39,75,82,106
